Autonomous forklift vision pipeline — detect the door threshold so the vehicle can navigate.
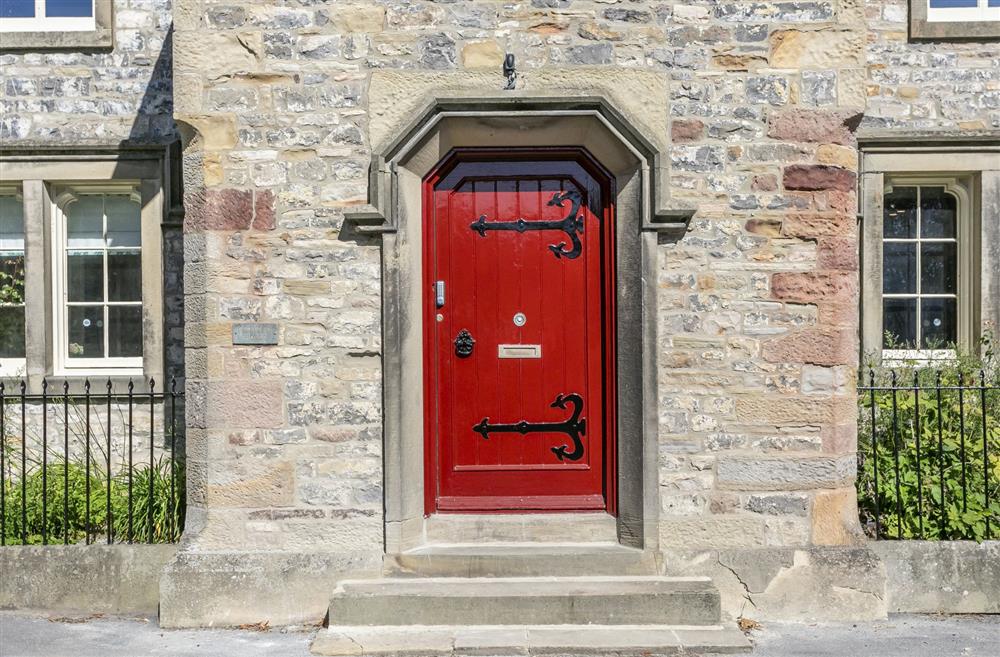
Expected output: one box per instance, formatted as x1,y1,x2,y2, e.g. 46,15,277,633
386,541,658,577
423,512,618,545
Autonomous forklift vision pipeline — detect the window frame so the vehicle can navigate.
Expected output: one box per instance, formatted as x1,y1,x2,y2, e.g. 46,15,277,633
0,151,166,388
51,183,146,375
0,0,96,33
860,146,999,367
0,0,111,51
910,0,1000,39
879,178,971,359
0,184,26,378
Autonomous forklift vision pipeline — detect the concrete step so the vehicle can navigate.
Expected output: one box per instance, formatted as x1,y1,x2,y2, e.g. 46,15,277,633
326,576,721,627
311,624,752,656
385,542,659,577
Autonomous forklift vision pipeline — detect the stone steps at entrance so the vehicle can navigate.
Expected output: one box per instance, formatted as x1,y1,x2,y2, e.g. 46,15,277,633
312,575,750,655
327,576,720,626
310,624,751,656
384,542,658,577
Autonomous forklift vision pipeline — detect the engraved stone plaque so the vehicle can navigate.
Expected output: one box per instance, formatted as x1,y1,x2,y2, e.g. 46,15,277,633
232,323,279,346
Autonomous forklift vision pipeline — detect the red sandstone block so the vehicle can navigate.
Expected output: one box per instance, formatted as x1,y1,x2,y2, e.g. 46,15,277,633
671,118,705,142
783,164,857,193
767,108,863,145
772,271,858,303
817,237,859,271
781,213,857,239
762,326,856,367
184,188,276,232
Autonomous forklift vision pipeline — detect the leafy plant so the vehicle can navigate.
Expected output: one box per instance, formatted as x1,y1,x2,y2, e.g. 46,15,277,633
1,457,184,545
858,335,1000,540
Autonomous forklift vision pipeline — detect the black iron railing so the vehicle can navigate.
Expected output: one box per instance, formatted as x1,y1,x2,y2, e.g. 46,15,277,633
858,369,999,541
0,378,183,546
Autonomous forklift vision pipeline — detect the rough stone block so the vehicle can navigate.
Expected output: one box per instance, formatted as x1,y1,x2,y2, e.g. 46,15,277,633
762,327,855,367
770,29,864,69
331,5,385,32
734,395,854,426
204,379,284,429
781,213,856,239
716,454,856,491
159,550,382,628
771,271,858,303
811,488,865,545
461,40,504,69
874,541,1000,613
768,109,863,145
783,164,857,192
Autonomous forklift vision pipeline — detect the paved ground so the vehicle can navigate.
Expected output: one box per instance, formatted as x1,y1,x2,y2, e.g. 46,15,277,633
1,612,998,656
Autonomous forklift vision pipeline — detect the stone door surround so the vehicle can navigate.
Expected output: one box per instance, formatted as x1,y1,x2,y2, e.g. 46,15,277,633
345,69,693,554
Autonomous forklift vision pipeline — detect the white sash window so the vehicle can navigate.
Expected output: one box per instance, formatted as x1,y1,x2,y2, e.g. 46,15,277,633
0,0,96,33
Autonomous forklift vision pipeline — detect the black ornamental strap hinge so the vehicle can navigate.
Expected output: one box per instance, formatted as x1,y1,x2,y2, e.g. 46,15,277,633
469,190,585,260
472,392,586,462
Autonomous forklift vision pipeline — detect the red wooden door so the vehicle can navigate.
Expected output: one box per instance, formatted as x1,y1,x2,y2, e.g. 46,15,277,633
423,151,617,513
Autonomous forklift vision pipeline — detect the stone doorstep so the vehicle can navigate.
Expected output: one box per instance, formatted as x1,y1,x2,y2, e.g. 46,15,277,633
385,542,658,577
310,624,752,656
327,576,721,627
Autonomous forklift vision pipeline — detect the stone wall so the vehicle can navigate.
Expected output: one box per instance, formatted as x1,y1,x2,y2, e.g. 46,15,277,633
863,0,1000,134
173,0,867,563
0,0,175,145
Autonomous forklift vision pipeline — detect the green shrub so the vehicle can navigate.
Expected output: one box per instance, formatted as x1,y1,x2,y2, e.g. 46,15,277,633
858,338,1000,540
1,457,184,545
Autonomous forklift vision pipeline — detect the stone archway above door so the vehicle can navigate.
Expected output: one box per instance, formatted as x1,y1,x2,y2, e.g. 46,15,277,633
343,69,694,554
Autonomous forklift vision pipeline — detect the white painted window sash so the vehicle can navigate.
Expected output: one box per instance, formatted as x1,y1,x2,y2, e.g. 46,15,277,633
51,185,144,377
878,177,975,361
927,0,1000,22
0,0,96,33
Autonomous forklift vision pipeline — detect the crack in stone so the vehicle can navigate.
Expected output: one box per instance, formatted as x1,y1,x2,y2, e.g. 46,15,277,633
718,556,758,610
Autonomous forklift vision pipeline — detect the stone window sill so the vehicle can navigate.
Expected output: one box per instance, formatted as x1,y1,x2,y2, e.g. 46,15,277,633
0,28,113,51
909,1,1000,40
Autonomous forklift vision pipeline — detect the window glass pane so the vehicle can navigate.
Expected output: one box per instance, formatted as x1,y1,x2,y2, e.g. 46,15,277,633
67,196,105,249
920,187,956,238
108,306,142,358
105,195,141,248
0,196,25,251
45,0,93,17
108,251,142,301
928,0,977,6
989,0,1000,7
0,0,35,18
921,298,957,348
0,253,25,304
883,242,916,294
67,252,104,302
883,298,917,349
68,305,105,359
884,187,917,238
0,306,25,359
920,242,957,294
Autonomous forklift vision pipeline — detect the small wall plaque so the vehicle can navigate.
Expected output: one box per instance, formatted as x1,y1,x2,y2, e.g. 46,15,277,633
232,323,279,346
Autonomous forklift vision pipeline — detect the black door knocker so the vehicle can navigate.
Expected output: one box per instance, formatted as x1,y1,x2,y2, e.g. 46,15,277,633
454,329,475,357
